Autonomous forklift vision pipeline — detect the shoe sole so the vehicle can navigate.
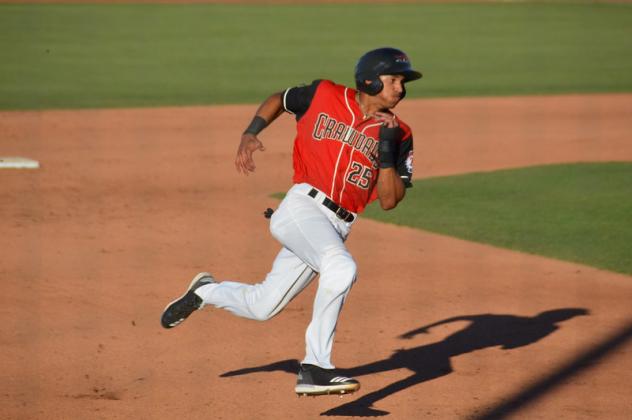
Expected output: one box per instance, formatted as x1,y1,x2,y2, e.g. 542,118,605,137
295,382,360,396
161,272,214,328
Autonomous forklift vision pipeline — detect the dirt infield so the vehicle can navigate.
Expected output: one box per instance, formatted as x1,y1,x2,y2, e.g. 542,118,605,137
1,94,632,419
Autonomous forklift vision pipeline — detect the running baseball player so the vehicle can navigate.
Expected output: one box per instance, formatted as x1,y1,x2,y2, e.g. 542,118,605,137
161,47,422,396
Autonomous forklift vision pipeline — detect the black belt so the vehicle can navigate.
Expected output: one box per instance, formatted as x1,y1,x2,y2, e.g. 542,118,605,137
308,188,355,223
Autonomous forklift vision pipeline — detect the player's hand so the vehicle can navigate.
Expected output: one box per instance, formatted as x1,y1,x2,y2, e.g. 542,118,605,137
373,111,399,128
235,133,266,175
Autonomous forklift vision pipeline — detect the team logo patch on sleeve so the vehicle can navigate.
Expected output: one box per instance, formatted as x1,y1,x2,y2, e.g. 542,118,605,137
405,150,414,174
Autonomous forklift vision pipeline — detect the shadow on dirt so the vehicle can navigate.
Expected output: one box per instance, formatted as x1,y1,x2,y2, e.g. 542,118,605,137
473,318,632,420
221,308,589,417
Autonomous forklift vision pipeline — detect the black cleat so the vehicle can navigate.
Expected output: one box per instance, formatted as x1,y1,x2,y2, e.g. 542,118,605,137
161,272,215,329
295,364,360,396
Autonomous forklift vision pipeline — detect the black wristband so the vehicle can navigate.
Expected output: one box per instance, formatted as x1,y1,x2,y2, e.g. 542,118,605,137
244,116,267,135
378,125,402,168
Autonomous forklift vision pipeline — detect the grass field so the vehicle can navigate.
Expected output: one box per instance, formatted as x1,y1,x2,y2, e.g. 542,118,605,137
362,163,632,275
1,2,632,109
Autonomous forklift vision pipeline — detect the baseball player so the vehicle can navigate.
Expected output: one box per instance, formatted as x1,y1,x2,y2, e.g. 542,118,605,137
161,47,422,396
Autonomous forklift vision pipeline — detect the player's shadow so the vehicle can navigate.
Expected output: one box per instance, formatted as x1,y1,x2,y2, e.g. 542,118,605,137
220,308,588,417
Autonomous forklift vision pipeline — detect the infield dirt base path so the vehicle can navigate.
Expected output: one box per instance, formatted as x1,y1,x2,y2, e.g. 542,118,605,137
1,94,632,419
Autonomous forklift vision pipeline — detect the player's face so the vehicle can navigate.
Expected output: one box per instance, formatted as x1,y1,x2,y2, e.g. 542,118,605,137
378,74,406,109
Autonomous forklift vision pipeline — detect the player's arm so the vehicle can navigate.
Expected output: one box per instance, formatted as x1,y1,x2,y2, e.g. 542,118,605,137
376,168,405,210
235,80,320,176
374,112,411,210
235,92,285,175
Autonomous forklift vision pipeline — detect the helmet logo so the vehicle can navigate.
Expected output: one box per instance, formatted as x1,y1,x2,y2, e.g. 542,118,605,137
394,54,409,64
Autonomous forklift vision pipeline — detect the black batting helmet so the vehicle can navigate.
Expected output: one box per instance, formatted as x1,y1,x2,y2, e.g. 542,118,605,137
355,47,422,95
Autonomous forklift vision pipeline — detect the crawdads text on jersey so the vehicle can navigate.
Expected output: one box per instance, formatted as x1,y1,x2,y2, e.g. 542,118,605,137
283,80,413,214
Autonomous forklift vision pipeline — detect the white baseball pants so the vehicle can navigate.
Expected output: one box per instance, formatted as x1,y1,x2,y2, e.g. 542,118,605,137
195,183,357,369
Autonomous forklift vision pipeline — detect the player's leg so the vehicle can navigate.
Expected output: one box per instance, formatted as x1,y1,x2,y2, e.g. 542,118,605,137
160,186,327,327
195,247,316,321
302,245,356,368
269,185,360,394
161,247,315,327
270,185,357,369
202,183,351,324
295,248,359,395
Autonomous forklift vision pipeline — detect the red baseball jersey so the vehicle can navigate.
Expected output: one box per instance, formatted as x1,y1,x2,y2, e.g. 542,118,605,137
283,79,414,214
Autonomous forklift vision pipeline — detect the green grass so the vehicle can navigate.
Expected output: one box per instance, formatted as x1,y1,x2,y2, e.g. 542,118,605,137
362,163,632,275
1,2,632,109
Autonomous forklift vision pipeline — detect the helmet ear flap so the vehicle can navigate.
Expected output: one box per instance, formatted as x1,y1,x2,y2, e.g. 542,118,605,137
366,78,383,95
356,76,383,96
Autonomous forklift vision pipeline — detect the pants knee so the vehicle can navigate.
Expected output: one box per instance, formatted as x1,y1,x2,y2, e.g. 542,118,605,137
320,250,357,294
246,293,279,322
